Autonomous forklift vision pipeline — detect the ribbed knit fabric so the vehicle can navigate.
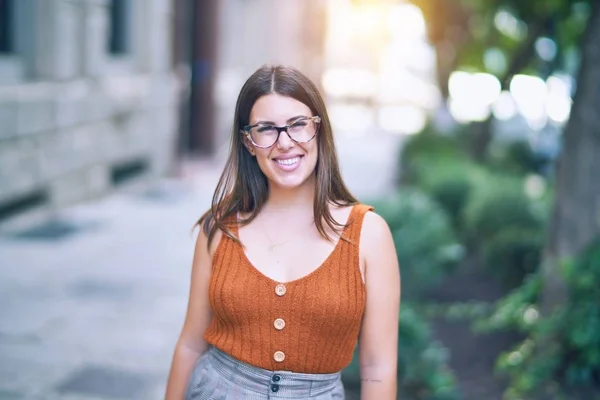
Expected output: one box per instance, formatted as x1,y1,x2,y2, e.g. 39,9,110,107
203,204,373,374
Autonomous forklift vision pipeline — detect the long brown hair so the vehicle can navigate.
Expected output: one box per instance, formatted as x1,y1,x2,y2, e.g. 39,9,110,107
198,65,358,247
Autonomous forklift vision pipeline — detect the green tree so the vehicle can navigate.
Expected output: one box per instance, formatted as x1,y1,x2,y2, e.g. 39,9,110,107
412,0,592,160
415,0,599,315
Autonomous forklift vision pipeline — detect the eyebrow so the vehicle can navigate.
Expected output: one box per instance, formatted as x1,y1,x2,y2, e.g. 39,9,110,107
254,115,308,125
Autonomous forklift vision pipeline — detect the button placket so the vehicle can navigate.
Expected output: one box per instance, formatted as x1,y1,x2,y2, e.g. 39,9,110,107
273,284,287,368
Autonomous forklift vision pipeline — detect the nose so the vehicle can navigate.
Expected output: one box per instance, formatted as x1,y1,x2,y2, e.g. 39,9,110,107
276,128,294,150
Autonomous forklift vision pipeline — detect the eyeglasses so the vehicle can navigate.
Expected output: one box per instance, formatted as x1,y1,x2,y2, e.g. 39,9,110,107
243,116,321,149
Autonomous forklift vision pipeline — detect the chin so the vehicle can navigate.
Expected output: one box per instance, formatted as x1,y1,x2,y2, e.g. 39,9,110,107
269,173,313,190
268,167,317,190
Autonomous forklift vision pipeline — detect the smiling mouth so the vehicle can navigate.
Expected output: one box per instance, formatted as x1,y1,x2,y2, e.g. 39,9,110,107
274,156,302,166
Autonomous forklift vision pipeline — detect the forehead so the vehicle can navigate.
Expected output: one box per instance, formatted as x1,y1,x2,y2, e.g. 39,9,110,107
249,94,312,124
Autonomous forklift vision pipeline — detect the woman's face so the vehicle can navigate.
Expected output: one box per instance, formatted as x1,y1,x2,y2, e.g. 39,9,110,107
245,94,319,190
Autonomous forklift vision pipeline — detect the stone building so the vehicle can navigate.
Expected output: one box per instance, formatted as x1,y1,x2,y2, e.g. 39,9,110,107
0,0,179,227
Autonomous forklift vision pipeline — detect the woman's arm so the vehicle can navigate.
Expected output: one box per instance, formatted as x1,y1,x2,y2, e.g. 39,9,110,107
358,212,401,400
164,227,220,399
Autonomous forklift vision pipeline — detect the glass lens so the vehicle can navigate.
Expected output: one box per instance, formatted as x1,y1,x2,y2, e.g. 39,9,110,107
249,125,278,147
287,118,316,142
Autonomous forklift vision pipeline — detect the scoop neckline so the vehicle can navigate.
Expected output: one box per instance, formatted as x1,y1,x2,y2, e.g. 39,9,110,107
235,204,358,286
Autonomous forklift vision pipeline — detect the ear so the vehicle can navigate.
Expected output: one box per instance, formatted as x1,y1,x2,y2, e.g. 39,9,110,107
241,131,256,156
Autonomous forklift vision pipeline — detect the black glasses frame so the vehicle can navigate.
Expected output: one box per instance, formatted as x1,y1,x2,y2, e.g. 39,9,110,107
243,116,321,149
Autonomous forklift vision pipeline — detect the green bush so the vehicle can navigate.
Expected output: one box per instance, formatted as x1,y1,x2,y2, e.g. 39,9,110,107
400,124,467,185
461,174,549,286
483,228,544,288
373,188,464,297
476,239,600,398
427,177,471,228
398,123,486,232
417,163,477,232
488,139,549,176
463,175,545,243
343,305,460,400
402,124,464,163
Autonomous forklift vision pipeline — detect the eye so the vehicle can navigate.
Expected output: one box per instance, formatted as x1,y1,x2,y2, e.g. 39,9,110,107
256,125,276,133
290,119,308,128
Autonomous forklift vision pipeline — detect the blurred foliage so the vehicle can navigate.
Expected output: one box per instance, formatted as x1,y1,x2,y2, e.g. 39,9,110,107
373,188,464,298
475,239,600,398
396,0,599,397
463,174,545,242
401,124,551,288
474,272,542,334
463,173,549,286
483,228,543,288
417,301,493,322
401,124,482,232
400,124,468,183
412,0,593,82
487,140,552,176
401,124,466,161
426,175,472,232
343,305,460,400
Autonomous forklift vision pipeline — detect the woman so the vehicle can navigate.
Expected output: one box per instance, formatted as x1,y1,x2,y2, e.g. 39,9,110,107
165,65,400,399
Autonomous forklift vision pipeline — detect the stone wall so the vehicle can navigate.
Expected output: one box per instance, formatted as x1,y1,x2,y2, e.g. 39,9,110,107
0,0,180,225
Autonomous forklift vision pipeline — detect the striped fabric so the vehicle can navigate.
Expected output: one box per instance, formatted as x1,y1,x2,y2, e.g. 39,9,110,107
186,346,345,399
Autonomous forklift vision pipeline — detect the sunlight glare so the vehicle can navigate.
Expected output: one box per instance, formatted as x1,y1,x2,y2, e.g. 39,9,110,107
378,105,427,134
322,68,378,99
492,91,517,121
510,74,547,123
387,4,427,40
328,103,375,136
448,72,500,122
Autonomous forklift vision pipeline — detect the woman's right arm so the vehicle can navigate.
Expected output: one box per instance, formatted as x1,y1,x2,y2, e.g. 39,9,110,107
164,227,221,399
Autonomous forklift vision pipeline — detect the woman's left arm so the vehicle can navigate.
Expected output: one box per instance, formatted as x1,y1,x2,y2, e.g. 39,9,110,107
359,211,401,400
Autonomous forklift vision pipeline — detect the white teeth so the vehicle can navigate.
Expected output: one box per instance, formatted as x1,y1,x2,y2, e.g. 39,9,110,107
276,157,300,166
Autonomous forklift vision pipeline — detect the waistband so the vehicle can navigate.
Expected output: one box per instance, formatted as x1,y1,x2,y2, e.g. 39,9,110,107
207,346,342,397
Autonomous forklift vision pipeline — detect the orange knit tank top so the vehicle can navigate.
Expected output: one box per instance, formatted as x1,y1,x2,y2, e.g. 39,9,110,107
203,204,373,374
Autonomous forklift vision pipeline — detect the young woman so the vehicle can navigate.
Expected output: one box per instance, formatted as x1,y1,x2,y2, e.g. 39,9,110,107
165,65,400,399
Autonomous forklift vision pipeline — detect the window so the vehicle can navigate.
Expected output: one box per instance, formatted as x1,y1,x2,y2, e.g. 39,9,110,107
0,0,15,54
0,0,30,83
108,0,131,55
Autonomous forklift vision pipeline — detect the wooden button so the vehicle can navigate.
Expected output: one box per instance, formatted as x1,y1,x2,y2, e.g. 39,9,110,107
274,351,285,362
275,284,287,296
274,318,285,330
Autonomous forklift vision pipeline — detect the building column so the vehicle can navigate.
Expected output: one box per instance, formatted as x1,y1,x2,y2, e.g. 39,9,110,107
187,0,218,156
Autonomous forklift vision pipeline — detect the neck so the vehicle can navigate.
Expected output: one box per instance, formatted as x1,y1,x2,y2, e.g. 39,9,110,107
264,177,316,215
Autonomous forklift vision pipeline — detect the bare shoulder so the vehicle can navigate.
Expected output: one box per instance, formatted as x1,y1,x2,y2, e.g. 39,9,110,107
208,228,224,259
361,210,393,243
194,218,224,260
360,210,398,272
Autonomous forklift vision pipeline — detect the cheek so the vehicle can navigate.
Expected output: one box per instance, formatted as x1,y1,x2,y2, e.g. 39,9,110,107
309,144,319,162
254,151,272,171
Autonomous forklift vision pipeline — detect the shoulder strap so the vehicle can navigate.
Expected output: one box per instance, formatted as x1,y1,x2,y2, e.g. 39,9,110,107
344,204,374,242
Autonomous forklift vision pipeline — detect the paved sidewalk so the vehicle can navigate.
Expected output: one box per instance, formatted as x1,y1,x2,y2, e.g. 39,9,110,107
0,130,403,399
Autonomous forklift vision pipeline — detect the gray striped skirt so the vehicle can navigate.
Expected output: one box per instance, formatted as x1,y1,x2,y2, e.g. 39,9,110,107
186,346,345,399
